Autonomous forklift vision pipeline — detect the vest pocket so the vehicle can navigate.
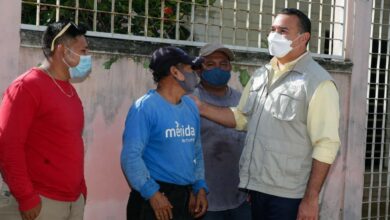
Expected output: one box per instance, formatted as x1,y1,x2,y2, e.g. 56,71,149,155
260,149,309,190
243,78,265,115
285,155,310,185
271,93,299,121
260,149,287,188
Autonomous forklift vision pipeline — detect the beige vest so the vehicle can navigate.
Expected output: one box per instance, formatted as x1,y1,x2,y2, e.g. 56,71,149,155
238,53,334,198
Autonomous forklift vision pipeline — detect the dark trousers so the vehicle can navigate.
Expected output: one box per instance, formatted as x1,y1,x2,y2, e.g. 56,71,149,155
250,191,301,220
127,181,193,220
200,201,252,220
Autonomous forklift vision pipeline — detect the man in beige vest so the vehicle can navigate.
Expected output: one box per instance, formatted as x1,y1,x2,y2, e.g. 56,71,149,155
194,8,340,220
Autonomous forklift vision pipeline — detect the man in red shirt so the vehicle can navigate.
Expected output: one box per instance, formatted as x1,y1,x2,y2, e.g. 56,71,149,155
0,20,91,220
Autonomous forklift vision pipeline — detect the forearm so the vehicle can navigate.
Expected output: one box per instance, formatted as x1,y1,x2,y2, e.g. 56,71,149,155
199,102,236,128
81,178,87,199
304,159,331,200
0,144,40,211
121,159,159,199
297,159,330,219
120,143,159,199
0,86,40,211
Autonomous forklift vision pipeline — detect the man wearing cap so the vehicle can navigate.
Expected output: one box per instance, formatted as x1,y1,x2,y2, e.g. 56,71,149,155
121,46,208,220
192,43,251,220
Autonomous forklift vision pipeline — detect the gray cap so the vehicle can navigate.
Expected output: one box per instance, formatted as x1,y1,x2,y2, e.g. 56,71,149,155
199,43,235,61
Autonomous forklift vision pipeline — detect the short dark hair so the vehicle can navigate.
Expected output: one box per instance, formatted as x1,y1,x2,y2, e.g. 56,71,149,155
152,69,170,83
277,8,311,35
152,63,180,83
42,19,87,58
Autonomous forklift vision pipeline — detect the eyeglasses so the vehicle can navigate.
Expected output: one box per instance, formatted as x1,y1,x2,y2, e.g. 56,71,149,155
50,22,78,51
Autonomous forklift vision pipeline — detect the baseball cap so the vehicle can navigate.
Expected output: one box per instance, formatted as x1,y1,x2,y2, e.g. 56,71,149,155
149,46,204,75
199,43,235,61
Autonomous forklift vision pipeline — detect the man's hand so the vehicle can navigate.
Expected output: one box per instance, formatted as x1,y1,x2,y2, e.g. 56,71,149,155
188,95,204,112
193,189,208,218
296,192,319,220
20,202,42,220
188,95,236,127
188,191,196,217
149,191,173,220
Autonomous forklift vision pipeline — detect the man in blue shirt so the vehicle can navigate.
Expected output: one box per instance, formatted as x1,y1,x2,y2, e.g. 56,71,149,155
121,46,208,220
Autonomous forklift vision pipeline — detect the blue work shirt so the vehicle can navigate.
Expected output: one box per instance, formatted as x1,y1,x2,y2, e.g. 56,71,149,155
121,90,208,199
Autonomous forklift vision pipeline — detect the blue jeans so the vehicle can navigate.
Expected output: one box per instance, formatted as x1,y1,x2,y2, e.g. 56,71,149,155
200,201,251,220
250,191,301,220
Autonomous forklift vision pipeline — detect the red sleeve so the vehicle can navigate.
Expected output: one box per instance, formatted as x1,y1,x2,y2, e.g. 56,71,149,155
0,81,41,211
81,177,87,200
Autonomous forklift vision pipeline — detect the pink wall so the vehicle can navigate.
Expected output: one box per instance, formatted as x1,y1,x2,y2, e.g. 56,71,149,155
0,1,21,93
18,48,156,220
16,47,246,220
319,72,351,219
0,0,21,190
1,3,352,218
16,46,352,220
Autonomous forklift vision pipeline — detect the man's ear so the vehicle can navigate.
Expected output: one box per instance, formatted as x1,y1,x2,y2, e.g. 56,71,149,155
51,43,65,59
170,66,185,81
292,32,310,47
301,32,310,45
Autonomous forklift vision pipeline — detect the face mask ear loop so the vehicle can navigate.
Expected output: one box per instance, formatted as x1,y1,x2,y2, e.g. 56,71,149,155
291,33,305,48
62,57,71,68
63,47,82,68
65,47,82,57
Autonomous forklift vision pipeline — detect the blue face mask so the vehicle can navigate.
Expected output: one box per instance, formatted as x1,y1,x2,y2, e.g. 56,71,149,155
201,68,231,87
63,48,92,79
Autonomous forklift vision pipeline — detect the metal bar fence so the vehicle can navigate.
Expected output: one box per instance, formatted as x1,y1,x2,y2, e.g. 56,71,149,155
21,0,345,58
364,0,390,219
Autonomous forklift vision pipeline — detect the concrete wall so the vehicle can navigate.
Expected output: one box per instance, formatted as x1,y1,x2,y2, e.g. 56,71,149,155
320,71,351,220
0,1,21,93
16,44,352,220
16,45,247,220
0,0,21,190
18,48,142,220
1,1,363,220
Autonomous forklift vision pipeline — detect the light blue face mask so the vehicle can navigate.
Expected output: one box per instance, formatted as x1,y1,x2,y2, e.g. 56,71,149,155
63,48,92,79
201,67,231,87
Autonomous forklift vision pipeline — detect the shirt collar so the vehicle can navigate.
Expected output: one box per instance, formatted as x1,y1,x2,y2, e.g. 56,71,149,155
270,51,309,73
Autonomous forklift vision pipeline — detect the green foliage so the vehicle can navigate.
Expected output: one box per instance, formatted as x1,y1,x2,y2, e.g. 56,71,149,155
22,0,215,40
103,55,119,70
22,0,218,71
143,60,150,69
233,65,251,87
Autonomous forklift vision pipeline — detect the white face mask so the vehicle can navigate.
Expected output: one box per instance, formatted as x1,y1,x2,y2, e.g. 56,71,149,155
267,32,293,58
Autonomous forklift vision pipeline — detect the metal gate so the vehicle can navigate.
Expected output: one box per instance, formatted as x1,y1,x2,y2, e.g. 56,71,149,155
364,0,390,219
